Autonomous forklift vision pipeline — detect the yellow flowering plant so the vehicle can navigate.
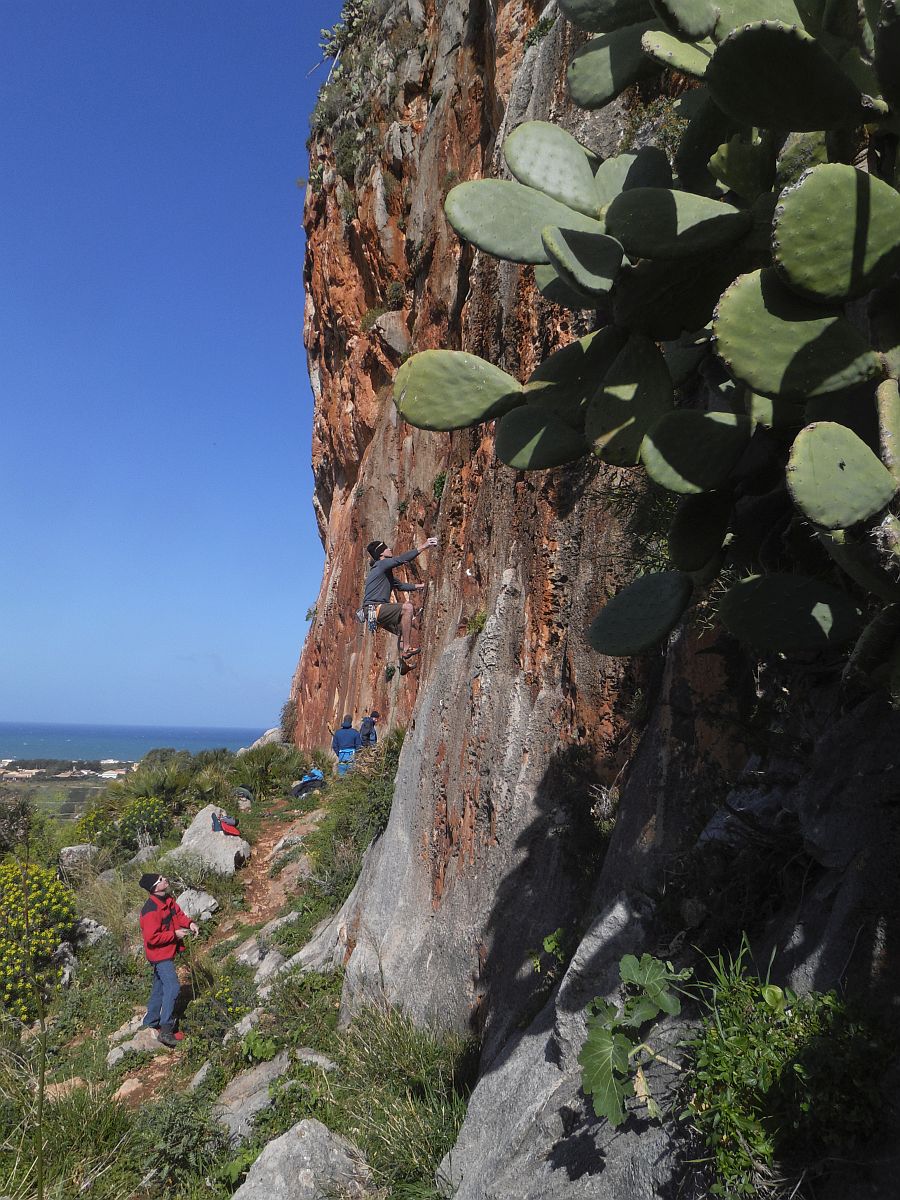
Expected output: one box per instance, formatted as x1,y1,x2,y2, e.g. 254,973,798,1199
0,859,75,1021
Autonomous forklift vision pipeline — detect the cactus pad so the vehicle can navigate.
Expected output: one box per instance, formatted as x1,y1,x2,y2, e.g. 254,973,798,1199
786,420,897,529
818,528,900,602
717,573,864,651
875,0,900,109
668,492,733,571
605,188,752,260
749,391,806,429
586,334,674,465
541,226,625,295
663,330,711,387
708,133,775,203
675,90,736,196
504,122,603,219
533,264,598,310
588,571,693,655
444,180,604,264
394,350,523,431
641,410,752,493
706,22,869,131
650,0,717,39
713,269,882,399
641,30,716,77
567,21,661,109
773,165,900,302
558,0,655,31
594,148,672,207
494,405,588,469
525,327,628,428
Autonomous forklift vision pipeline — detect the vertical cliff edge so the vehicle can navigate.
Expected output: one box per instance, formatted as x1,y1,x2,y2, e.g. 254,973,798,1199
288,3,900,1196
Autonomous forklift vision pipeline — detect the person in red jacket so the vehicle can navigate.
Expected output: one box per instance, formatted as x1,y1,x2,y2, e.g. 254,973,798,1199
138,872,198,1047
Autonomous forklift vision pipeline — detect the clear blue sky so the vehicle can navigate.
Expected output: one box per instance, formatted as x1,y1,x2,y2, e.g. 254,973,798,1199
0,1,344,729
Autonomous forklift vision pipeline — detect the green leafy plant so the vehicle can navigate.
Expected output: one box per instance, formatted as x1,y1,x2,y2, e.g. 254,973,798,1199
432,470,447,500
385,279,406,309
117,794,170,849
466,610,487,636
683,942,886,1198
525,13,556,47
579,953,692,1126
240,1027,279,1063
0,860,75,1022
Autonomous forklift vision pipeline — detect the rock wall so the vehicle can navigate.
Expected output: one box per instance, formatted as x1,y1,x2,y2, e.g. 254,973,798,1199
290,2,900,1196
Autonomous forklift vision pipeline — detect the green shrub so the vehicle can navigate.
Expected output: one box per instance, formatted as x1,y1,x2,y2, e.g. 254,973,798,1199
333,126,361,181
361,304,387,332
74,805,116,848
385,279,406,309
525,14,556,46
136,1093,230,1195
118,794,170,849
466,610,487,637
0,859,75,1021
683,945,886,1198
229,742,311,804
432,470,447,500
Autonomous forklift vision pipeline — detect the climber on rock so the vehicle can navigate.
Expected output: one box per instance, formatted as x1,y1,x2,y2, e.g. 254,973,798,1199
360,536,437,667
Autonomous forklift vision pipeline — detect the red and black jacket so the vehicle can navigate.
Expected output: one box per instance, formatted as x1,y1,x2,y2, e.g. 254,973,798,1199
139,893,193,963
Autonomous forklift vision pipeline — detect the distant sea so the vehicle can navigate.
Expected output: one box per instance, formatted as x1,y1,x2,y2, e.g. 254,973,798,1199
0,721,264,762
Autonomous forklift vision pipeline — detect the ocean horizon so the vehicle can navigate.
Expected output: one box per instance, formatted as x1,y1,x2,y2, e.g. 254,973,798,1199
0,721,266,762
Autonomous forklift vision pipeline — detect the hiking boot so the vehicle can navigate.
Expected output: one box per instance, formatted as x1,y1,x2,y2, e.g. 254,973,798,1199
157,1027,179,1049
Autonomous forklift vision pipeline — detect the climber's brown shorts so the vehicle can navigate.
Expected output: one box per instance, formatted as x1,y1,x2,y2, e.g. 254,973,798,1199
376,603,403,635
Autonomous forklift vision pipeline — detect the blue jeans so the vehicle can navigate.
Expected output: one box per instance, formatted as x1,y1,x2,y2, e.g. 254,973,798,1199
143,958,181,1030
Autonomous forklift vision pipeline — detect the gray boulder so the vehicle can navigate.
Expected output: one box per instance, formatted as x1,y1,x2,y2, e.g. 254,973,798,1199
175,888,219,921
230,1118,373,1199
161,804,250,876
211,1050,292,1144
58,844,99,877
71,917,109,948
127,844,159,866
253,949,286,986
51,942,77,987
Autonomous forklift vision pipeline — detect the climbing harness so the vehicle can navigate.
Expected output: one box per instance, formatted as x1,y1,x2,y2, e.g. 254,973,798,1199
355,603,378,633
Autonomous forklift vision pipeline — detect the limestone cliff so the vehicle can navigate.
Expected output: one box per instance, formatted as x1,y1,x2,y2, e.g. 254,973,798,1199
289,2,900,1196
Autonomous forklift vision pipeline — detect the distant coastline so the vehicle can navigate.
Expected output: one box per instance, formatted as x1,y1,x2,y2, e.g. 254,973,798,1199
0,721,264,763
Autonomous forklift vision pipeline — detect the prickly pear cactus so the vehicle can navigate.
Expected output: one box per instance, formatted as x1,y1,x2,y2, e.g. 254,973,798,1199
389,0,900,682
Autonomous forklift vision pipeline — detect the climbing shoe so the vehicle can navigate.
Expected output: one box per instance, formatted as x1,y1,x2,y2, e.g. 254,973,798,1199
157,1027,179,1048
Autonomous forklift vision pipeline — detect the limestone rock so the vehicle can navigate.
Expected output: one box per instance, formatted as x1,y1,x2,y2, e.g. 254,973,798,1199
211,1049,292,1144
189,1061,212,1091
230,1118,373,1199
44,1077,87,1102
235,911,303,966
51,942,77,987
106,1024,171,1069
110,1013,144,1044
372,310,410,358
176,888,219,921
294,1048,337,1072
112,1077,144,1103
58,844,99,877
253,949,286,986
161,804,250,876
127,844,159,866
224,1007,262,1044
71,917,109,948
266,834,305,862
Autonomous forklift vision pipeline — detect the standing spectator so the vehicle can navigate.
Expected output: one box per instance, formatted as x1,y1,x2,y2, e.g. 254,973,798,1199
359,710,380,747
331,715,362,775
138,873,197,1047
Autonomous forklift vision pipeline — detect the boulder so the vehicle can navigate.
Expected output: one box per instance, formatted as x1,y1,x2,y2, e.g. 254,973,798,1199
71,917,109,948
106,1025,168,1069
234,911,303,966
211,1049,292,1144
176,888,219,921
373,310,411,357
230,1118,373,1199
266,834,305,862
127,844,159,866
58,844,99,877
294,1048,337,1072
189,1061,212,1091
253,950,286,986
240,728,283,753
224,1007,263,1044
51,942,77,987
161,804,250,876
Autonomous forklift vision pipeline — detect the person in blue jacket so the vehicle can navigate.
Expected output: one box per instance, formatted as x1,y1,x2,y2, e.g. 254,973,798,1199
332,715,362,775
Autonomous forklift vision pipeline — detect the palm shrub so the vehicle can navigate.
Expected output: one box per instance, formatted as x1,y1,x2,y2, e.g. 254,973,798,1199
229,742,311,804
393,0,900,694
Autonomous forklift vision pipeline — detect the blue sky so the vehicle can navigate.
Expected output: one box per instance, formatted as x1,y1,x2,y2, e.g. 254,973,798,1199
0,1,343,729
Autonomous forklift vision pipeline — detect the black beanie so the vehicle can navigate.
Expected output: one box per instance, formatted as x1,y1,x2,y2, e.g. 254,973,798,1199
367,540,387,561
139,872,162,893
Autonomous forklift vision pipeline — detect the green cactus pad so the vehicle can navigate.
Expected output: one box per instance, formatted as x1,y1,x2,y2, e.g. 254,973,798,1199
786,420,897,529
713,0,807,36
708,134,775,203
749,391,806,429
525,327,628,428
675,91,735,196
541,226,625,295
567,21,661,109
641,30,716,77
394,350,523,431
773,165,900,303
869,280,900,380
668,492,733,571
533,264,598,310
875,0,900,109
663,330,711,387
558,0,655,32
585,335,674,465
706,22,870,131
804,383,881,450
775,131,828,192
843,604,900,695
713,269,882,400
717,573,864,651
504,122,603,219
605,188,752,260
588,571,693,655
818,528,900,602
641,410,752,493
444,180,604,265
877,379,900,486
494,405,588,469
650,0,717,38
594,148,672,208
